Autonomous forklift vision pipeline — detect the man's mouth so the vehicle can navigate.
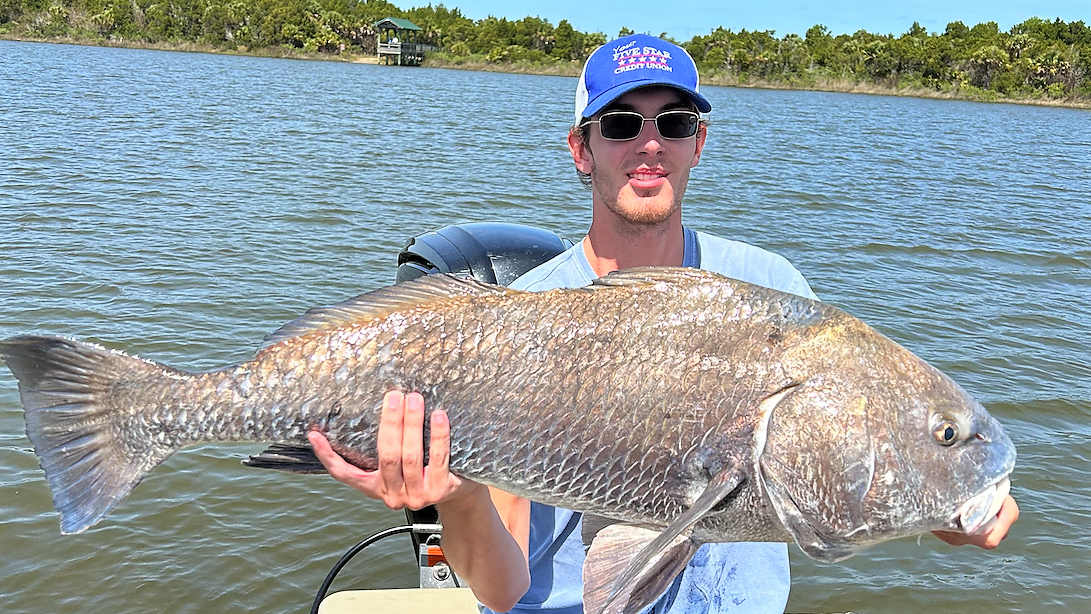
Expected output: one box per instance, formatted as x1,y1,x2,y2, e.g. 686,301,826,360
628,170,667,189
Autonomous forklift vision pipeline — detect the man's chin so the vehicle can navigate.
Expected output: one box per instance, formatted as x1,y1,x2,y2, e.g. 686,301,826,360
610,200,678,226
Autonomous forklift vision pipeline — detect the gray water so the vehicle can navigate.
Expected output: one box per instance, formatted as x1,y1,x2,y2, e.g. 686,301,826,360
1,40,1089,614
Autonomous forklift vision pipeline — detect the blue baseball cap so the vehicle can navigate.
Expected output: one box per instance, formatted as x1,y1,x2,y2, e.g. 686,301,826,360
574,33,712,124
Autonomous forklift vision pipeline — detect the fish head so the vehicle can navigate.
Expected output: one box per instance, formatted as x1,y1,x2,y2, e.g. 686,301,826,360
754,316,1017,562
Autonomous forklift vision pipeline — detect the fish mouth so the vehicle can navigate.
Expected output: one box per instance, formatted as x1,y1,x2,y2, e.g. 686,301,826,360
952,476,1011,535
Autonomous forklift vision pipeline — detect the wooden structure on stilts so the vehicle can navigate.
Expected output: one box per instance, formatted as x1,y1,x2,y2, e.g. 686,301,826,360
375,17,431,66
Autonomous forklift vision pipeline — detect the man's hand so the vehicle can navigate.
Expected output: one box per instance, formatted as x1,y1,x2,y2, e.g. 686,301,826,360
308,390,483,510
310,391,529,611
932,494,1020,549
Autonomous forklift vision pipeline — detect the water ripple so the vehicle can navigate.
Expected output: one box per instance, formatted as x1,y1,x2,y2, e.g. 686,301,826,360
2,39,1090,614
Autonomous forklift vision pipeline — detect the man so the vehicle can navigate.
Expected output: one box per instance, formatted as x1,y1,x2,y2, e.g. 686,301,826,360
310,33,1018,614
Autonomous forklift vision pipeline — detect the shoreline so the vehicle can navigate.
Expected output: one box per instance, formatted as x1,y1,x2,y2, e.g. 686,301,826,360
5,35,1089,111
700,76,1091,111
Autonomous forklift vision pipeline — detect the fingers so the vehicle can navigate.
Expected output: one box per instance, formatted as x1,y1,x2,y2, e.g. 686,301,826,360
308,430,377,493
982,494,1019,549
931,494,1020,549
374,390,433,510
421,408,457,506
308,391,419,508
308,430,340,468
400,392,427,501
931,529,969,546
377,390,409,502
314,390,466,511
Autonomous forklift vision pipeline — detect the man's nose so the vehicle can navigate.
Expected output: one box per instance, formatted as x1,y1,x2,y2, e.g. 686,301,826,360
636,119,663,152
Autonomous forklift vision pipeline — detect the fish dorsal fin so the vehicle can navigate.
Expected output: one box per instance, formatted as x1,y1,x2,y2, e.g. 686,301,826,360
591,266,726,288
260,275,516,349
584,466,746,614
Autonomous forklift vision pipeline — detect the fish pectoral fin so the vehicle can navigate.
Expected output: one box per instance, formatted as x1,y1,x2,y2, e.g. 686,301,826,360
583,524,698,614
584,468,745,614
243,443,329,474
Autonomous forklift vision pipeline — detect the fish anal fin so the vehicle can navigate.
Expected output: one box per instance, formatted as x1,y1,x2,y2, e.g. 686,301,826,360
587,467,746,614
584,525,698,614
259,275,517,350
243,443,329,474
581,513,621,547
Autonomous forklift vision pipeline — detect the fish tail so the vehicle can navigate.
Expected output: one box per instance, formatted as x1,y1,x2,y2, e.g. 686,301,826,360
0,335,183,534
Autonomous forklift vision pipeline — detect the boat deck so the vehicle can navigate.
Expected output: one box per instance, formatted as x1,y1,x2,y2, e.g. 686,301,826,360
319,588,479,614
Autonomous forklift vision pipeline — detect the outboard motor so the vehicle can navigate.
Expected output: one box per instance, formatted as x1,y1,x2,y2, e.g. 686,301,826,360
396,222,573,286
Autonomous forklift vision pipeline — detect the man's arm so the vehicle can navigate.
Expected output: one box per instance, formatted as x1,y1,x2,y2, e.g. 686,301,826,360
307,391,530,612
435,487,531,610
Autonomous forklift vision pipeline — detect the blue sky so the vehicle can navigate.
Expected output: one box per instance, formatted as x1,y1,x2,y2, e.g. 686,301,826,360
429,1,1087,40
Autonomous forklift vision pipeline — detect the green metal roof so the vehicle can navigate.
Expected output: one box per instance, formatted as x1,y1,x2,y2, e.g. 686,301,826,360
373,17,423,31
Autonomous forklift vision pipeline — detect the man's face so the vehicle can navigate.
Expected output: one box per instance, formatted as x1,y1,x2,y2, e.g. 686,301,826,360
570,86,707,227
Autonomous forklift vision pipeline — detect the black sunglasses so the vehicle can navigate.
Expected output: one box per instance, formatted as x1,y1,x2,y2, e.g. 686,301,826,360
581,110,701,141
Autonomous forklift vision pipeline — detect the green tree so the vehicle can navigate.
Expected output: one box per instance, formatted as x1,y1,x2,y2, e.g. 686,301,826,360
1,0,24,23
966,44,1009,89
945,21,970,40
552,18,573,59
86,0,139,38
805,24,834,68
2,1,1087,103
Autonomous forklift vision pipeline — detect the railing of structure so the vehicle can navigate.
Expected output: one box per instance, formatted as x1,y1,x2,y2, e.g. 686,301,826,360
378,42,430,55
376,41,433,65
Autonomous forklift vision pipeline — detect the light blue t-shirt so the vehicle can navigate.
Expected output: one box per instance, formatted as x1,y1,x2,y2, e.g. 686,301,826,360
487,227,817,614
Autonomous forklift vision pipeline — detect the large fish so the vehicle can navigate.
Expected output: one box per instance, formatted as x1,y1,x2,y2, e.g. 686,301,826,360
0,267,1014,614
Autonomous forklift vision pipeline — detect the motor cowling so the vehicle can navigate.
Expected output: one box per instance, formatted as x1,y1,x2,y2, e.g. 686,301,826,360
396,222,573,286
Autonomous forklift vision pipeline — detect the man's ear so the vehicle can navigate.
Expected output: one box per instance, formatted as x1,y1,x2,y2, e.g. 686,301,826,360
690,123,708,168
568,127,594,174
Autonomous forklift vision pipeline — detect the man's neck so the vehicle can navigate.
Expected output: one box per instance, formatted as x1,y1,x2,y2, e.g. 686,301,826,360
582,219,686,277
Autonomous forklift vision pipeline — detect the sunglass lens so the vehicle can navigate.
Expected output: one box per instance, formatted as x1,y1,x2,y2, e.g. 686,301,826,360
657,112,698,139
599,113,643,140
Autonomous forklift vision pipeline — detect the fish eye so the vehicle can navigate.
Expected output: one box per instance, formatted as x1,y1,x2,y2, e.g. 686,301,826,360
932,420,959,445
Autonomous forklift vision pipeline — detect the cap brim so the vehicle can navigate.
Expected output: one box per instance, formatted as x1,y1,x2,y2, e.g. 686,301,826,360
581,81,712,120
